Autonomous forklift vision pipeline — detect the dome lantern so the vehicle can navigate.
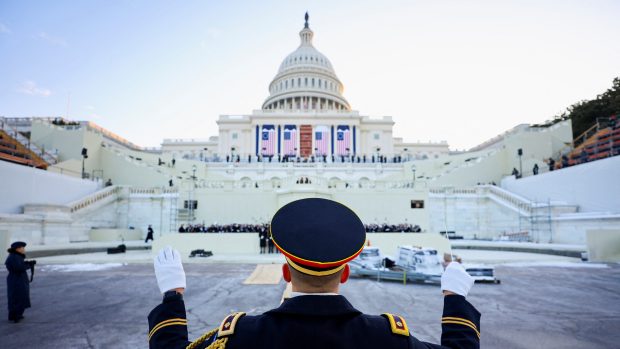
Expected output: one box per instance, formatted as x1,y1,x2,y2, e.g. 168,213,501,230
262,13,351,112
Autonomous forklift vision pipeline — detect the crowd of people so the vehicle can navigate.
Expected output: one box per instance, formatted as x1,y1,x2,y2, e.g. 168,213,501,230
364,223,421,233
179,223,421,233
184,152,413,164
179,223,270,233
296,177,312,184
51,118,80,126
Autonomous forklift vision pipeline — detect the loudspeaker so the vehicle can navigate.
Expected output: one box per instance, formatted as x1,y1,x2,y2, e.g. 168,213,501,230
517,148,523,156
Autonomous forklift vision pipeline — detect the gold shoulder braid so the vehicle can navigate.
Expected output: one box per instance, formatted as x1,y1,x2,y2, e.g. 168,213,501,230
186,328,218,349
186,312,246,349
207,337,228,349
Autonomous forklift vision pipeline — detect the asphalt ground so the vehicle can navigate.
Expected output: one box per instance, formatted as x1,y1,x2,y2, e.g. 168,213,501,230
1,263,619,349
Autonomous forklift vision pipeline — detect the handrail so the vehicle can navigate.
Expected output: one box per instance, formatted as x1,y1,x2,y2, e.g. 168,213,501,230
573,123,599,148
429,185,537,214
67,186,121,213
68,186,179,213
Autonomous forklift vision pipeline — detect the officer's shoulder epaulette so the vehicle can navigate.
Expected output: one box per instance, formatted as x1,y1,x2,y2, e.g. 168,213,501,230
218,312,246,337
381,313,410,336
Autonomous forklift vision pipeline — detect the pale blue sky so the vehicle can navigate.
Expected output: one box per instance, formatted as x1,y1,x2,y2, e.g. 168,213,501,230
1,0,619,150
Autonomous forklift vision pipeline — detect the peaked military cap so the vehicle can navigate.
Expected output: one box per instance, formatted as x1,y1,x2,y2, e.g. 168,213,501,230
270,198,366,276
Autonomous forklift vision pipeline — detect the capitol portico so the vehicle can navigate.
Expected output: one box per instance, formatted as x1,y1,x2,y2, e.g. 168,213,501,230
163,14,449,162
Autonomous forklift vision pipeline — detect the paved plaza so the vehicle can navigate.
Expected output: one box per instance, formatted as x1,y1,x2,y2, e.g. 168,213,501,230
1,261,619,349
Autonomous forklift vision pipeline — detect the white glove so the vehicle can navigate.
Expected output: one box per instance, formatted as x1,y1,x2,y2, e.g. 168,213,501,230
154,246,186,294
441,262,474,297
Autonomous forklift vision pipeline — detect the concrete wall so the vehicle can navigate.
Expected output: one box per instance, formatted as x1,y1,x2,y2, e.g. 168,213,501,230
502,156,620,213
30,121,86,163
153,233,261,257
0,187,178,245
124,194,177,238
428,120,572,186
556,216,620,245
428,193,520,240
177,187,430,231
99,147,169,187
334,190,429,229
587,229,620,262
89,228,142,242
0,160,99,214
428,187,620,244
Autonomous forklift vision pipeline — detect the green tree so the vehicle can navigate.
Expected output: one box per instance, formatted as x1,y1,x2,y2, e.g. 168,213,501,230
561,77,620,138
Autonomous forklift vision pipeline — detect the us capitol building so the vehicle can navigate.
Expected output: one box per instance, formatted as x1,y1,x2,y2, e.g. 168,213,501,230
161,14,449,162
3,13,598,249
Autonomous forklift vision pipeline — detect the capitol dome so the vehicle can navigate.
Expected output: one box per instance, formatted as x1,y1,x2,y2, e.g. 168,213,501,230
262,14,351,111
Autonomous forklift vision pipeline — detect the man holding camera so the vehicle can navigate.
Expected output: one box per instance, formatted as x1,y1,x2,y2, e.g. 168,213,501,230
5,241,36,323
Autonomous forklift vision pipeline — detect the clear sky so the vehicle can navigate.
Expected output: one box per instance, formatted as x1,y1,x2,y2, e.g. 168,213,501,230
1,0,619,150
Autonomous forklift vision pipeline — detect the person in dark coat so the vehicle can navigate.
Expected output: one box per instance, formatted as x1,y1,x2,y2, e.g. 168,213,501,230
259,231,267,254
5,241,34,323
267,235,275,254
548,157,555,171
145,225,155,243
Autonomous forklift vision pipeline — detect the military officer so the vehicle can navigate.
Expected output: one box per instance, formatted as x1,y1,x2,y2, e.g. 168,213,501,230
148,198,480,349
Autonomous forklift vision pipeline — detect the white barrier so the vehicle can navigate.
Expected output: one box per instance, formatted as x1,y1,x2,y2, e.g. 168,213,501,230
89,228,142,242
152,233,260,258
587,229,620,262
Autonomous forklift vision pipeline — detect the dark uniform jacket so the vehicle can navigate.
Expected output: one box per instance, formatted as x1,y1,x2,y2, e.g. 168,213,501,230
5,251,31,317
148,294,480,349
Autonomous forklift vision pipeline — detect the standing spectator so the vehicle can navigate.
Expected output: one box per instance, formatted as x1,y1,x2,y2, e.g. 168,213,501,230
548,157,555,171
259,232,267,254
145,225,155,243
5,241,34,323
171,158,176,167
580,149,588,164
532,164,539,175
511,167,520,178
561,155,569,168
267,235,275,254
169,179,173,187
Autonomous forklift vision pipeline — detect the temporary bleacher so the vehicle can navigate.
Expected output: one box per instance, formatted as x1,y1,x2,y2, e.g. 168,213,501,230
0,116,59,167
564,116,619,167
0,129,48,169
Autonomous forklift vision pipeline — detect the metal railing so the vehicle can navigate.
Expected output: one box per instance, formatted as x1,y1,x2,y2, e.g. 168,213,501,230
0,117,59,165
67,186,122,213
